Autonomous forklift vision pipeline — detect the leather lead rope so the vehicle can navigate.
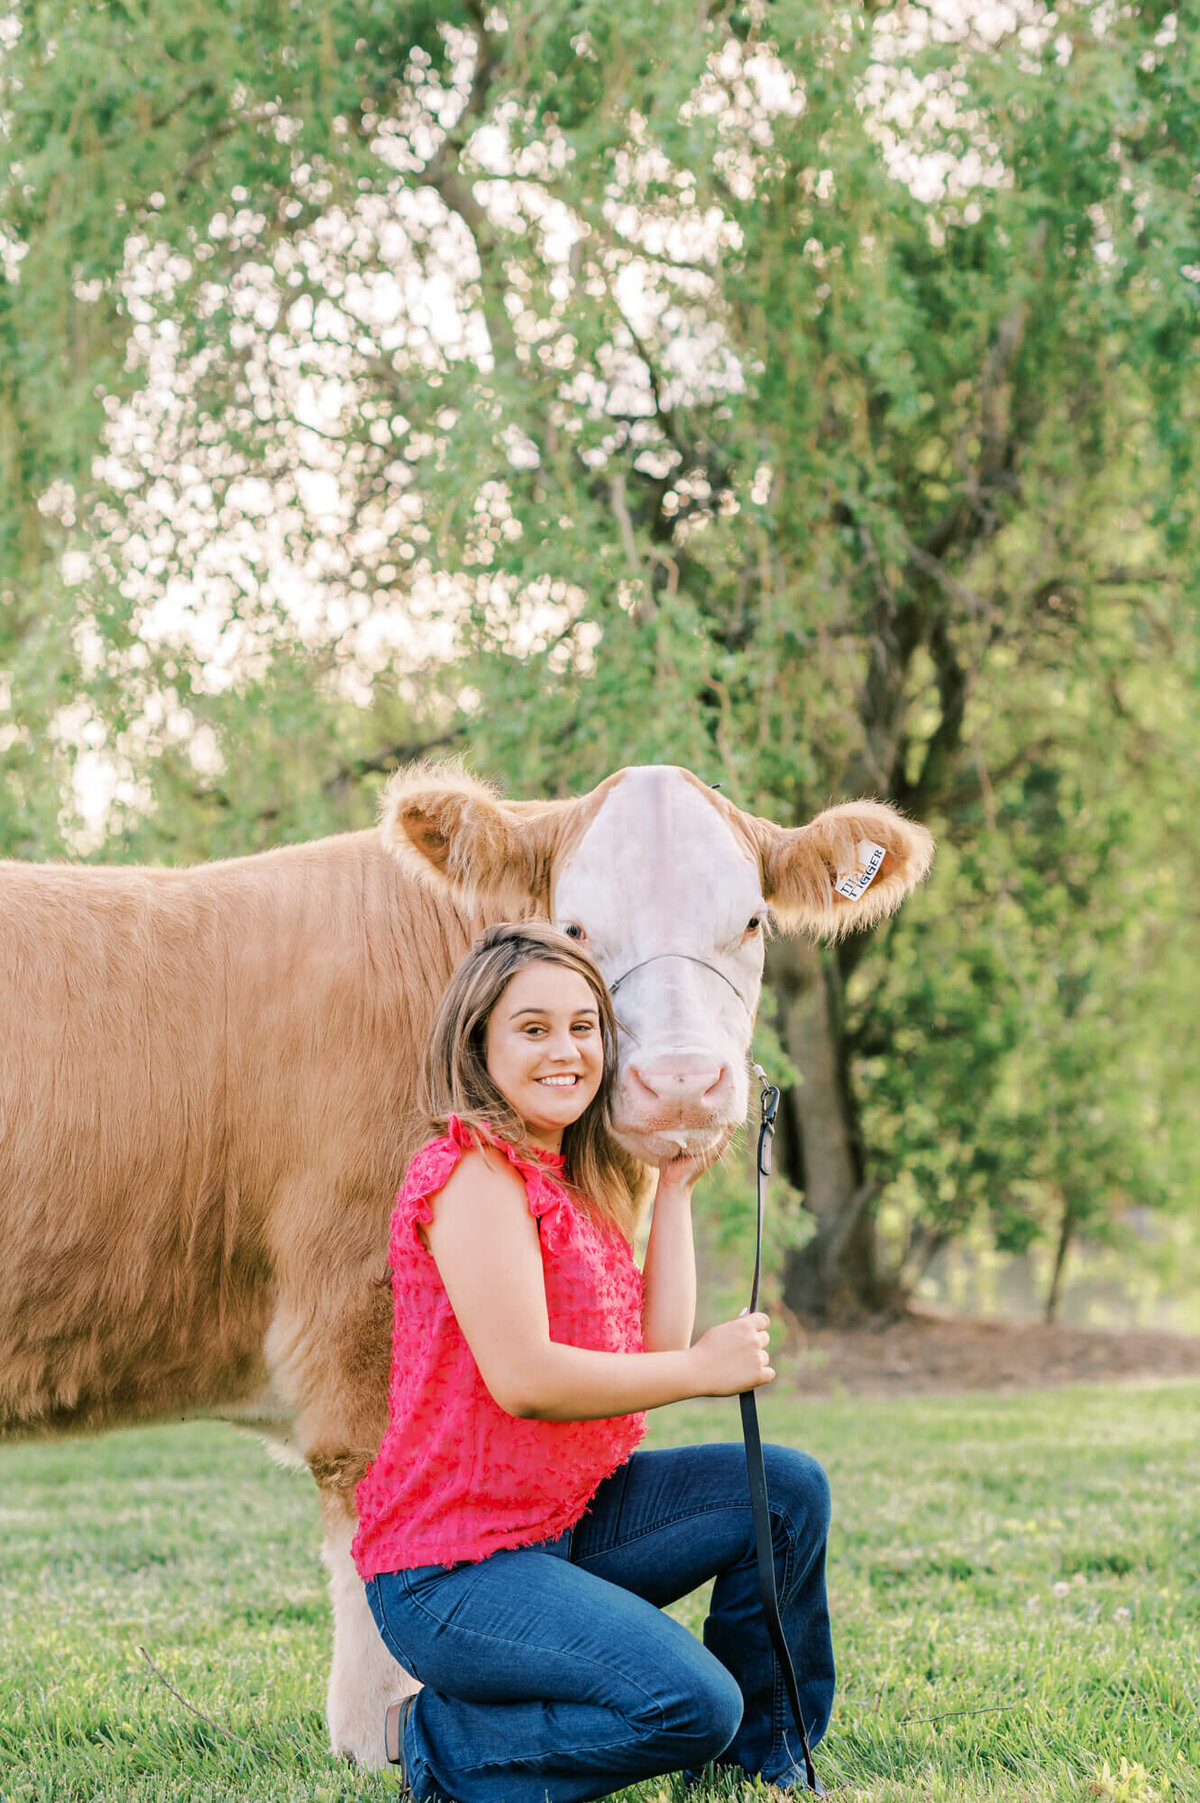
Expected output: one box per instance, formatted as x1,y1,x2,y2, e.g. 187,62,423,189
740,1070,819,1794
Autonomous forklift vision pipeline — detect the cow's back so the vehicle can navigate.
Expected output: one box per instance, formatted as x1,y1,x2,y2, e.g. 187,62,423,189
0,833,471,1438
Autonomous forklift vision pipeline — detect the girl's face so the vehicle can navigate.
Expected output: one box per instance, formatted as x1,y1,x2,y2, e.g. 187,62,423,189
484,960,605,1150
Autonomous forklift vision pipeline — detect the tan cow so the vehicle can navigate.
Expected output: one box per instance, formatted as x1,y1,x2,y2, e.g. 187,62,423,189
0,761,932,1766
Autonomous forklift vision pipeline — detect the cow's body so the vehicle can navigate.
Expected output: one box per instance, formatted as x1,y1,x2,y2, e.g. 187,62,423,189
0,764,933,1765
1,831,466,1443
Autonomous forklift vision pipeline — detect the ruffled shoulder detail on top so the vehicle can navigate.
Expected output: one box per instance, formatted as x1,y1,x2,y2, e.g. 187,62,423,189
445,1113,566,1175
396,1135,465,1231
390,1117,577,1261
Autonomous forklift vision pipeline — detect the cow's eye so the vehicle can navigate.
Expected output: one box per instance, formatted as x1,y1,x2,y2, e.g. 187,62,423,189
746,915,763,934
561,922,587,943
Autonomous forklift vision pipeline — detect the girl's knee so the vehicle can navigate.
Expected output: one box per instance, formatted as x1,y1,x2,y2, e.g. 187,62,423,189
636,1645,741,1765
763,1444,832,1537
667,1662,743,1761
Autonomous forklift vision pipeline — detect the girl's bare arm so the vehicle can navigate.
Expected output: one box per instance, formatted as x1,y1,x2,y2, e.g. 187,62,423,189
422,1151,772,1421
639,1175,697,1353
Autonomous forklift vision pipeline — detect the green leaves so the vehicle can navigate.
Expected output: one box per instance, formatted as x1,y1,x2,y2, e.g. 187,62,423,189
2,0,1197,1305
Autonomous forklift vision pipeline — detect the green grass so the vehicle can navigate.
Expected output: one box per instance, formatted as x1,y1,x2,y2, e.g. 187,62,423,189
2,1381,1197,1803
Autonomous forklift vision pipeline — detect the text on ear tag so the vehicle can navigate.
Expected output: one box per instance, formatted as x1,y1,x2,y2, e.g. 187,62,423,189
833,838,886,902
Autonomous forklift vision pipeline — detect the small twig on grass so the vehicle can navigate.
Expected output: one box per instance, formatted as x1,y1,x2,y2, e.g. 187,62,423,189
138,1645,284,1764
899,1701,1027,1726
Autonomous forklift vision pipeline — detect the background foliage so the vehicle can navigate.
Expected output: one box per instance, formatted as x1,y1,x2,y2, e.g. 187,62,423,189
2,0,1197,1320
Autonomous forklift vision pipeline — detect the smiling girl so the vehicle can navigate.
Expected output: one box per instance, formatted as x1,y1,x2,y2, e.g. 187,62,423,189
352,921,834,1800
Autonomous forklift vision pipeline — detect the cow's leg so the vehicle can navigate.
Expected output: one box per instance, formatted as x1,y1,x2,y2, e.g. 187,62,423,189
321,1494,418,1767
266,1230,415,1768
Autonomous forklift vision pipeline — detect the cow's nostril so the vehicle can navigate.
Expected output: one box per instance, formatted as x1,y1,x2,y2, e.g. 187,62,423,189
630,1065,664,1102
631,1063,724,1102
702,1066,730,1101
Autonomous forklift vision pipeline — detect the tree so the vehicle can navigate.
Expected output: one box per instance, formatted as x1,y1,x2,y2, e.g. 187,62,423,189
3,0,1197,1313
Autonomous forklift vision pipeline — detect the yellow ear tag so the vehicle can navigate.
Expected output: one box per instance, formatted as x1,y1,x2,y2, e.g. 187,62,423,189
833,839,886,902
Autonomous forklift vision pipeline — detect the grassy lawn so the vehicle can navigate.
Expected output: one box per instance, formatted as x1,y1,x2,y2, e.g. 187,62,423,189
1,1380,1196,1803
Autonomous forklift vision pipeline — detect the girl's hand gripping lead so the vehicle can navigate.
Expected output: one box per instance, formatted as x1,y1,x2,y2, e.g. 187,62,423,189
687,1310,774,1397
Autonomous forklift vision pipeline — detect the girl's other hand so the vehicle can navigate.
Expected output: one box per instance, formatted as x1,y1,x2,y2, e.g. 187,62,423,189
687,1312,774,1397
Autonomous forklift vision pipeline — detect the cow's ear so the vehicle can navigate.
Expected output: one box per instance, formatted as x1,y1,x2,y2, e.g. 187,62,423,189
380,765,563,914
756,800,934,937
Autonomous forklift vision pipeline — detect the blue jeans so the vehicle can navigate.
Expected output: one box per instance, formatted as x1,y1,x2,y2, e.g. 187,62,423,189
364,1440,834,1802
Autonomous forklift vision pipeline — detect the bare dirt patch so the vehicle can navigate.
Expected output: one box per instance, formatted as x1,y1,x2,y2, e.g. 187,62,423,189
785,1305,1200,1396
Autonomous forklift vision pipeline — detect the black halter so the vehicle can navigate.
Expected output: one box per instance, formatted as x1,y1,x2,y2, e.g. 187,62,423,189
608,951,752,1014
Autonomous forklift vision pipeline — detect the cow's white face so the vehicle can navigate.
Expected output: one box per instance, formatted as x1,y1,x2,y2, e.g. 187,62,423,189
381,760,934,1168
552,767,764,1162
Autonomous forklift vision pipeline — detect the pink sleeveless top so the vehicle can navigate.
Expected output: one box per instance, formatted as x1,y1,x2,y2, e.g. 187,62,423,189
352,1116,647,1577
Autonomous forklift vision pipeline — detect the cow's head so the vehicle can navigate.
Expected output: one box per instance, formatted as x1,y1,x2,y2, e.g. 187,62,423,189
381,764,933,1164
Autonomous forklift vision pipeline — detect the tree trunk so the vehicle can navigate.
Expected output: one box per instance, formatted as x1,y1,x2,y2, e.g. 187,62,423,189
1044,1192,1075,1324
769,937,892,1323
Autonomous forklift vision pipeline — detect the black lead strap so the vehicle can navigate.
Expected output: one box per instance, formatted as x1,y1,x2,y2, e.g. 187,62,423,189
740,1072,820,1795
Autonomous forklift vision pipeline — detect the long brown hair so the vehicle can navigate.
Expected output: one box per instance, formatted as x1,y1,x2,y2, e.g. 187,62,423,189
421,921,644,1242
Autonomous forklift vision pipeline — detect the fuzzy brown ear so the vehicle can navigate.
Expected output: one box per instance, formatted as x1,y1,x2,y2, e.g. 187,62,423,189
379,764,565,915
755,799,934,938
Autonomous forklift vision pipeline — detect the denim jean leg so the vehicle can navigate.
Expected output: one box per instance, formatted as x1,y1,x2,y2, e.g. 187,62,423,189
570,1442,835,1791
366,1541,742,1803
702,1446,834,1785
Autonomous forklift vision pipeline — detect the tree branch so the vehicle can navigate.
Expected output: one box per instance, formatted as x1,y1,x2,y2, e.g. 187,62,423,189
936,734,1058,817
192,728,466,822
621,315,689,464
900,536,990,622
896,612,970,816
338,727,467,784
841,256,1042,811
417,14,515,371
609,470,643,577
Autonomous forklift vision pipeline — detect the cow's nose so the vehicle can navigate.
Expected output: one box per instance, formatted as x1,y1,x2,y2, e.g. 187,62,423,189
629,1058,729,1108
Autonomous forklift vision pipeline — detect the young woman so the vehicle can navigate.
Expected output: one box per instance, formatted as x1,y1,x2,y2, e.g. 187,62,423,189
353,921,834,1801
